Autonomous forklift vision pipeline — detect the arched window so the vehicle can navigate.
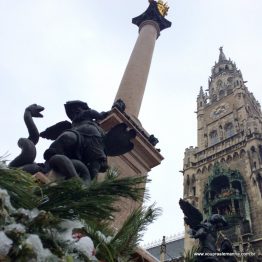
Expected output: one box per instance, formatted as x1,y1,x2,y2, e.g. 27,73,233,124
186,175,190,185
259,145,262,161
184,175,190,196
219,89,225,98
221,158,226,163
226,155,232,164
257,174,262,198
216,80,223,88
240,149,246,158
192,186,196,196
202,166,207,174
210,130,218,145
251,146,258,169
232,180,242,194
227,77,233,83
212,94,217,102
192,174,196,183
233,152,240,160
190,174,196,196
224,123,234,138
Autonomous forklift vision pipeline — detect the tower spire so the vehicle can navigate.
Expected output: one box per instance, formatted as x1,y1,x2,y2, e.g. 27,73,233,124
114,1,171,118
218,46,227,62
160,236,166,262
197,86,206,108
199,86,204,97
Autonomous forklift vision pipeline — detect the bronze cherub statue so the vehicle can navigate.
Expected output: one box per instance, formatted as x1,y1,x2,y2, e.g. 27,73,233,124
9,101,136,183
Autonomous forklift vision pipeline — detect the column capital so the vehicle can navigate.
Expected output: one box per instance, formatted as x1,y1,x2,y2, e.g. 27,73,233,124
139,20,160,38
132,0,171,34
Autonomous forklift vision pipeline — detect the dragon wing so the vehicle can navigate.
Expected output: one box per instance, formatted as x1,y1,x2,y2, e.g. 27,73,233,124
104,123,136,156
40,120,72,140
179,198,203,230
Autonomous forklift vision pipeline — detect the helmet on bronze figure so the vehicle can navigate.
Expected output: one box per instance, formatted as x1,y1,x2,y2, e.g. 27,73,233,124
64,100,90,121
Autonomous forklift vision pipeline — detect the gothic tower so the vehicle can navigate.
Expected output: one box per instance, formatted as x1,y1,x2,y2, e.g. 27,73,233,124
183,47,262,256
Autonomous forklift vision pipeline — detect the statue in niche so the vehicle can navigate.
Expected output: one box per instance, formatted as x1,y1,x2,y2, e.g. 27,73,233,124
9,101,136,183
179,198,237,262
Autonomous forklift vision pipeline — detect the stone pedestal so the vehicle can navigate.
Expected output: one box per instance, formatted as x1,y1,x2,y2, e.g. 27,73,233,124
99,107,163,230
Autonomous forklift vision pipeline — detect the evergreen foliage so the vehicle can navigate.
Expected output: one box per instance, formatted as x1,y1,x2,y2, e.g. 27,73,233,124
0,164,160,261
0,167,40,209
107,204,161,259
38,170,148,222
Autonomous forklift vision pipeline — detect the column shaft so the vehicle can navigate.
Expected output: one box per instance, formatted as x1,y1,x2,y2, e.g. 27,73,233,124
114,21,159,118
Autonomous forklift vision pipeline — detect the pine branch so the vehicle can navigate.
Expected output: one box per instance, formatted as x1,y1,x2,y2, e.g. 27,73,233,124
90,169,150,202
98,204,162,259
37,171,149,223
0,165,158,260
78,221,115,262
0,167,40,209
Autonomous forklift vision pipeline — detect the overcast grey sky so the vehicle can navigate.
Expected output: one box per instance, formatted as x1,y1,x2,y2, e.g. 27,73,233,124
0,0,262,246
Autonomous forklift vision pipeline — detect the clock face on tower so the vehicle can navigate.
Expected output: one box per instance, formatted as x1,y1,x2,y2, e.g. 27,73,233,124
210,103,229,119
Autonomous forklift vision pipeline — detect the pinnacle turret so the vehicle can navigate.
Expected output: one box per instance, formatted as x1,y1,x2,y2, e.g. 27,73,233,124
206,47,244,104
198,86,204,97
197,86,206,108
218,46,227,62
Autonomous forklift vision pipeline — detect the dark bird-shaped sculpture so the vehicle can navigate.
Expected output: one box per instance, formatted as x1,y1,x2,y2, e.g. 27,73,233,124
179,198,236,262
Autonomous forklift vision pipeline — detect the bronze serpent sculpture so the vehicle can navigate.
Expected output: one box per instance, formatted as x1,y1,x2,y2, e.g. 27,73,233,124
9,104,44,168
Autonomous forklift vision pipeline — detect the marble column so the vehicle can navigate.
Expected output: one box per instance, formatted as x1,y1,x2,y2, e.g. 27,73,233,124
114,0,171,118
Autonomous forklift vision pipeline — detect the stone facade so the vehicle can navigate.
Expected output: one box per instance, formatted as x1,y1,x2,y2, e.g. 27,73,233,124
183,48,262,258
